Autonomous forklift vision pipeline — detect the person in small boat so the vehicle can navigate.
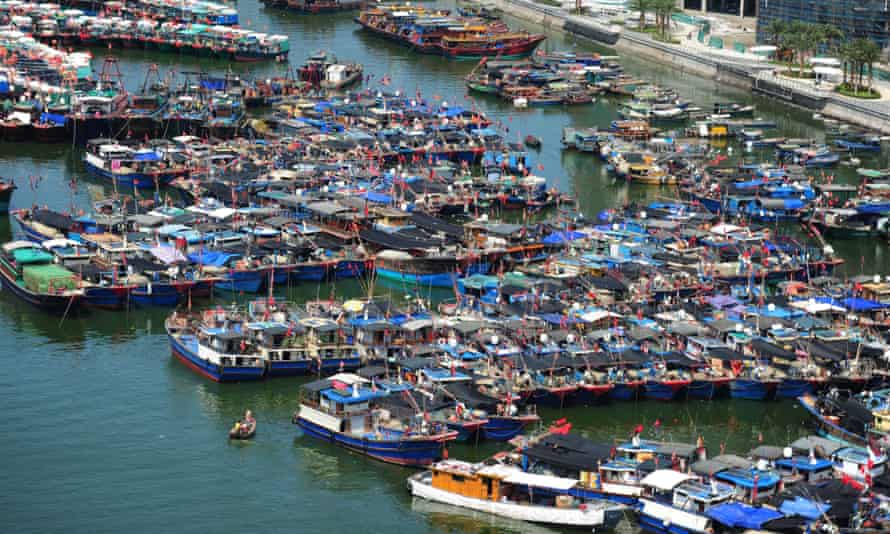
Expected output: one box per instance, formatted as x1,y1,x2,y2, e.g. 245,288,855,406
232,410,255,436
242,410,255,431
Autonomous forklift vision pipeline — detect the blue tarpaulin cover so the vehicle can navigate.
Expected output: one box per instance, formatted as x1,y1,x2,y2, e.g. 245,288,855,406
39,112,66,125
363,191,393,204
855,203,890,214
779,496,830,520
706,502,784,529
781,198,806,209
441,106,465,118
542,231,587,244
201,79,227,91
187,250,239,267
842,297,888,311
134,151,161,161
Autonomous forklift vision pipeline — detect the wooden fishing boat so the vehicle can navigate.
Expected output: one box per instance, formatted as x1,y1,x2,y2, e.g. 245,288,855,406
408,459,625,528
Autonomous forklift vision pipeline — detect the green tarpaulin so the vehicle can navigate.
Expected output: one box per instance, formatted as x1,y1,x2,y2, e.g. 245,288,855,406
22,264,77,293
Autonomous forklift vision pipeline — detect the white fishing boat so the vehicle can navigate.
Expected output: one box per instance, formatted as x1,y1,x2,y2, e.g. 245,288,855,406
408,459,625,528
636,470,734,534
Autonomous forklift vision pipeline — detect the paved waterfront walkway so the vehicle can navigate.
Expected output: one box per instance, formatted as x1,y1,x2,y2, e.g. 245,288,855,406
518,0,890,126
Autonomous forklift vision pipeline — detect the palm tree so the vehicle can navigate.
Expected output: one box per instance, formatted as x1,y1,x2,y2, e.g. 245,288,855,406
652,0,676,40
841,40,867,93
839,41,854,86
630,0,651,31
858,38,881,92
782,21,826,77
763,19,787,46
820,24,844,56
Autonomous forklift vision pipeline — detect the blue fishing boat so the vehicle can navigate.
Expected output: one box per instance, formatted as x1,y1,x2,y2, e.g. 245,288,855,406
82,140,187,189
293,373,457,466
244,321,313,376
729,365,780,401
299,317,361,374
130,281,182,307
637,470,735,534
165,313,266,382
441,380,540,441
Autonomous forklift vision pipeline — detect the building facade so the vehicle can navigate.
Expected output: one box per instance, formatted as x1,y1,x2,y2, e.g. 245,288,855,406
757,0,890,52
682,0,756,18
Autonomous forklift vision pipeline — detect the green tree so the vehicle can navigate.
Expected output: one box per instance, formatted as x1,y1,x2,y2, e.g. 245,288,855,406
859,38,881,91
630,0,651,31
781,21,827,77
652,0,677,40
820,23,844,55
763,19,787,45
839,40,854,86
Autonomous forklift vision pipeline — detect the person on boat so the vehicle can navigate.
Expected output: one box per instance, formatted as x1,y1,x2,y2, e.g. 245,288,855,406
235,410,255,435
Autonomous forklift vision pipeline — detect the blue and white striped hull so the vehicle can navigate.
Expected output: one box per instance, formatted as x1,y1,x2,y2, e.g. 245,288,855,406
295,417,448,466
168,334,265,383
267,360,312,376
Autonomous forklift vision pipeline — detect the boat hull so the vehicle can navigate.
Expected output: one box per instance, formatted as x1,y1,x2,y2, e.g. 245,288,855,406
168,334,265,382
295,417,448,466
267,359,313,376
131,283,181,307
0,273,81,314
729,379,777,401
608,382,642,402
776,378,814,399
480,416,535,441
408,476,616,527
575,384,613,405
643,380,689,401
687,378,732,400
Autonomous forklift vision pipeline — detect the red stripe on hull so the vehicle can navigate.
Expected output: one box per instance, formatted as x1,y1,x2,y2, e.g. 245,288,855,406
172,347,221,382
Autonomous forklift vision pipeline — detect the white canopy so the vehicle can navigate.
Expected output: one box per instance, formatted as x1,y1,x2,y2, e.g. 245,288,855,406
642,470,695,491
503,471,578,491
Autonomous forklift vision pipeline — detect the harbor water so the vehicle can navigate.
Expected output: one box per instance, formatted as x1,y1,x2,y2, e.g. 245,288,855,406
2,2,889,532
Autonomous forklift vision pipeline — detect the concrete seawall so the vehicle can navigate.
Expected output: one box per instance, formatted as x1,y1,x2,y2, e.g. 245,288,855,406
494,0,890,134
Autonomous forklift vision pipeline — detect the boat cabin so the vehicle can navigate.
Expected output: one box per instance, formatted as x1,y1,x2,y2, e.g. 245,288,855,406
428,460,582,506
791,435,887,485
641,470,734,514
773,455,834,485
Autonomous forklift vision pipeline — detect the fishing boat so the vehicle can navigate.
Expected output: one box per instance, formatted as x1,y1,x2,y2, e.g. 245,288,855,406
165,310,267,382
83,140,188,189
0,241,83,314
355,6,544,59
265,0,365,13
440,32,545,60
636,470,735,534
298,52,364,90
229,418,257,440
524,135,541,148
292,373,457,465
408,459,625,528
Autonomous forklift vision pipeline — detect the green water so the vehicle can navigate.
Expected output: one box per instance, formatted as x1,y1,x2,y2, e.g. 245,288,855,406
1,2,888,532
